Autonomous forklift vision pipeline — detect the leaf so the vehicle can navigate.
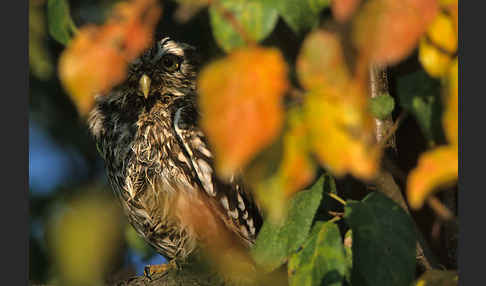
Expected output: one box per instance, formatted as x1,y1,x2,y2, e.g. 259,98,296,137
344,192,416,286
209,0,278,52
249,107,317,220
369,93,395,120
270,0,330,33
288,221,347,286
48,194,123,285
305,85,380,180
198,46,288,178
343,230,353,284
251,176,325,272
58,0,161,115
407,146,458,209
397,70,443,143
47,0,77,45
331,0,361,23
297,30,351,91
414,270,458,286
353,0,439,65
30,0,53,80
444,59,458,146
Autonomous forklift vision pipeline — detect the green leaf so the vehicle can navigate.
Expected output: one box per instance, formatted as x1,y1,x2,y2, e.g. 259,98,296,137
369,93,395,120
344,192,416,286
251,176,325,272
47,0,77,45
343,230,353,284
288,221,347,286
397,70,443,143
414,270,458,286
270,0,330,33
209,0,278,52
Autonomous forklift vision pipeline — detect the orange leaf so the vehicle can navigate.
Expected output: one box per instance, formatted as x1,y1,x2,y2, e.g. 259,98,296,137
407,146,458,209
58,0,161,115
198,46,288,178
353,0,439,65
331,0,361,23
297,30,351,91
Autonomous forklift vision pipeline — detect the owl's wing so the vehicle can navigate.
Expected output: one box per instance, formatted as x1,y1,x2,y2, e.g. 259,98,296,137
171,98,261,246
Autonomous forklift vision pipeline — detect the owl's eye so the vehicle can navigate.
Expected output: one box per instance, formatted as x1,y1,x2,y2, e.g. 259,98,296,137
161,54,181,72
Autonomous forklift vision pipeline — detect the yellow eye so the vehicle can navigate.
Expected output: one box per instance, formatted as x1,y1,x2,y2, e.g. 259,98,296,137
162,54,180,72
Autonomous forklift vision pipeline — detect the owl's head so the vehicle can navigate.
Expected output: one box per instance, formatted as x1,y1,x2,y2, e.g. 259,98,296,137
127,37,200,100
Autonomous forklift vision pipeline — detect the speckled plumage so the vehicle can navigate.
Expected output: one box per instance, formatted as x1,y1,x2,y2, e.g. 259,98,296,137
88,38,262,263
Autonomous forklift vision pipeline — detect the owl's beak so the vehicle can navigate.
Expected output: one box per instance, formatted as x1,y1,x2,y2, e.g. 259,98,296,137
139,74,151,99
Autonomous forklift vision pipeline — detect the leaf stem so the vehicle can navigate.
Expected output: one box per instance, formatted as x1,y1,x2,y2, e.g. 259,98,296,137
327,192,347,206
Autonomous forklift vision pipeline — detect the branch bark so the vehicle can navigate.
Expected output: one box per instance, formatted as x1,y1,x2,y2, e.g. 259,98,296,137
368,65,441,271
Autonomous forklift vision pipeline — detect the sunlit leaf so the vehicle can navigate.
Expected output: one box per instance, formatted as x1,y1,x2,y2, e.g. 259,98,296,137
251,176,325,273
198,46,288,178
353,0,439,65
47,0,77,45
397,70,443,143
414,270,458,286
444,58,458,146
407,146,457,209
270,0,330,33
369,93,395,120
288,221,347,286
344,192,416,286
419,37,453,78
209,0,278,52
58,0,161,115
305,85,380,180
331,0,361,23
297,30,351,91
48,194,123,286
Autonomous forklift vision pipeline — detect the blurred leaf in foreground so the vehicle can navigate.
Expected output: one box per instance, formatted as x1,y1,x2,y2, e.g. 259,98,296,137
30,0,53,80
331,0,360,23
198,46,288,178
251,176,324,273
414,270,458,286
58,0,161,115
353,0,438,65
48,193,123,286
369,93,395,120
345,192,416,286
298,30,380,180
271,0,330,33
209,0,278,52
47,0,77,45
288,221,347,286
419,10,457,78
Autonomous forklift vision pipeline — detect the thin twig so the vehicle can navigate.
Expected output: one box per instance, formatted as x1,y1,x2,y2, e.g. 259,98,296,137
326,192,347,206
427,196,456,222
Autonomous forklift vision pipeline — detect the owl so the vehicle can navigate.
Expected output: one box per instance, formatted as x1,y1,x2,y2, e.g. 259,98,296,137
87,37,262,276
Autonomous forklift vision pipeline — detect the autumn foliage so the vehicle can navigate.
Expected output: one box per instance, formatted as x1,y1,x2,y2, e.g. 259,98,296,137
35,0,459,285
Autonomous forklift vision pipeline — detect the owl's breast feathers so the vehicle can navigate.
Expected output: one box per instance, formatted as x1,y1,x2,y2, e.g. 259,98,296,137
88,91,262,261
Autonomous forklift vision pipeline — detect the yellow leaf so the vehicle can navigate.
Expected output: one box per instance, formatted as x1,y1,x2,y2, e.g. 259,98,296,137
419,37,453,78
198,46,288,178
407,146,458,209
444,59,458,146
426,12,457,54
305,85,380,180
48,194,123,285
58,0,161,115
